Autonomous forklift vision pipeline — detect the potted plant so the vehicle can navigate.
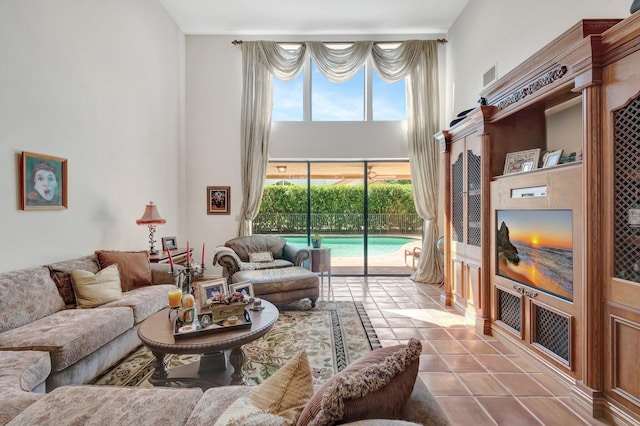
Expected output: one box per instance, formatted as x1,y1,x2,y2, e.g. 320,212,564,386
311,234,323,248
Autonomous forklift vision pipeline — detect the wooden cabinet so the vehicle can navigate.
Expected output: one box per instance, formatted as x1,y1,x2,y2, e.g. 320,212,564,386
600,14,640,422
490,165,584,379
438,17,640,424
437,110,491,334
438,106,542,335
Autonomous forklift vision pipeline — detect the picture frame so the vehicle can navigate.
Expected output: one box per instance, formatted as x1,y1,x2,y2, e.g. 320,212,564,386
207,186,230,215
229,281,255,298
521,161,534,172
543,149,563,168
21,151,68,210
503,148,541,175
161,236,177,250
197,278,228,308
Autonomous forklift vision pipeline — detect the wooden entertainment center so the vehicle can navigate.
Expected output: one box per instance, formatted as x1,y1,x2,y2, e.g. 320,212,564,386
437,15,640,424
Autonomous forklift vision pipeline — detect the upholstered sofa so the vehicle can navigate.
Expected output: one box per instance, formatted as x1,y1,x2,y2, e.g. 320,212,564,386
0,339,450,426
0,251,178,392
214,235,320,307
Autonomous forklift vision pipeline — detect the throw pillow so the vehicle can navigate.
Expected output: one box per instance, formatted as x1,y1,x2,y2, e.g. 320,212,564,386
71,264,123,308
95,250,152,292
47,255,101,306
248,251,274,263
214,351,314,426
297,338,422,426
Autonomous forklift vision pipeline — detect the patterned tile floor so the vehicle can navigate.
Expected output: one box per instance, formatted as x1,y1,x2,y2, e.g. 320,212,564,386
319,276,609,426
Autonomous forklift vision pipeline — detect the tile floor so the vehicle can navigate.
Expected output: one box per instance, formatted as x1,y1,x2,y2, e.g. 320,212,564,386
321,276,609,426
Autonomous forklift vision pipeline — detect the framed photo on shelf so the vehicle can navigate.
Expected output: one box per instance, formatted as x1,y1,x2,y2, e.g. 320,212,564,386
20,151,68,210
197,278,228,308
543,149,563,168
503,148,541,175
161,236,177,250
229,281,255,298
207,186,230,215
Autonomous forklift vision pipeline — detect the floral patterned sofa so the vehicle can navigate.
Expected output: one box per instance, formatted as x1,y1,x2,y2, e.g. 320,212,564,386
0,339,450,425
0,251,178,392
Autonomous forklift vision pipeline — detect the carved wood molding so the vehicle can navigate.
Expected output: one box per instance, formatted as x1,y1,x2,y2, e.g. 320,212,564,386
497,65,568,109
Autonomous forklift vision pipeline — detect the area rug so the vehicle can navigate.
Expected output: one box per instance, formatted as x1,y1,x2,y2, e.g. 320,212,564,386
92,301,380,388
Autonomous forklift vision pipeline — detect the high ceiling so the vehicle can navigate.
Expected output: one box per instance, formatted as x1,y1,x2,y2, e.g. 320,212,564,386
157,0,470,35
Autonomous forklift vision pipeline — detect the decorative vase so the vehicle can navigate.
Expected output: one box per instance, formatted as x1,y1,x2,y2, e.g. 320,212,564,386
312,240,321,248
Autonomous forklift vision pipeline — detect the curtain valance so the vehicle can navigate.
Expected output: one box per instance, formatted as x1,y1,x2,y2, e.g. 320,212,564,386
247,39,437,84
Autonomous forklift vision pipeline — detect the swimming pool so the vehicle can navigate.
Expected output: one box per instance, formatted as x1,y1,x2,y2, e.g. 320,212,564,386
284,236,418,258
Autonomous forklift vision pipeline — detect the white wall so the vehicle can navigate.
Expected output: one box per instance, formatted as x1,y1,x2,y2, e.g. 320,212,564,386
446,0,632,121
0,0,186,272
185,36,242,274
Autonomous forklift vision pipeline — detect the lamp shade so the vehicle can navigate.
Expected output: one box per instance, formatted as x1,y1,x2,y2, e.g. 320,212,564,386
136,202,166,225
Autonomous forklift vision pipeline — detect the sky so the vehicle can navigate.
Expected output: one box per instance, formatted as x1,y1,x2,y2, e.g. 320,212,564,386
497,209,573,250
272,61,406,121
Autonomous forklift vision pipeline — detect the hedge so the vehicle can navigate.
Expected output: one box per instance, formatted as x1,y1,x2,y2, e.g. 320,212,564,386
258,184,417,214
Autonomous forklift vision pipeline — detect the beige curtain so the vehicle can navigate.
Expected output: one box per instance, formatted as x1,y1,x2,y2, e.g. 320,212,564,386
238,42,306,236
239,40,443,283
405,42,443,283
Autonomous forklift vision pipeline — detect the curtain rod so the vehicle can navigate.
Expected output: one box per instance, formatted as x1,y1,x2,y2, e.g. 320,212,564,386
231,39,447,46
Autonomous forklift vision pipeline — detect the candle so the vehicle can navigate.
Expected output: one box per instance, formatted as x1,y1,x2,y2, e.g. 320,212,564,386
186,241,190,264
167,289,182,308
201,242,205,265
166,246,174,272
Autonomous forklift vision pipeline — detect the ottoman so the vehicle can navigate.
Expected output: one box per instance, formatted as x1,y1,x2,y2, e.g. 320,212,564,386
231,266,320,307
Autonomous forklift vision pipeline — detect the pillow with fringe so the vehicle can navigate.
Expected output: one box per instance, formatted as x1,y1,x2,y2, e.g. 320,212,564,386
297,338,422,426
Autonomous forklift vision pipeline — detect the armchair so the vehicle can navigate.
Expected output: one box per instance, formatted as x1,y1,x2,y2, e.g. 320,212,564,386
214,235,310,278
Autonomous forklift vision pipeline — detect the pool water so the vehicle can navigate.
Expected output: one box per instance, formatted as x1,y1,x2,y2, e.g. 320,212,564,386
284,236,418,258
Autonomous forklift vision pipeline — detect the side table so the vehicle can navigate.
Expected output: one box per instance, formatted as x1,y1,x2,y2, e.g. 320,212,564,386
309,247,331,296
149,248,193,265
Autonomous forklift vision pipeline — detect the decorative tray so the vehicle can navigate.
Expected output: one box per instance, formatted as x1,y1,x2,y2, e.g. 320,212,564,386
173,309,251,340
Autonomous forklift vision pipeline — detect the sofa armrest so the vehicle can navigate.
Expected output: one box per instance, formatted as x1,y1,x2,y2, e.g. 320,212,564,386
214,247,242,277
150,263,182,285
0,350,51,425
283,243,310,266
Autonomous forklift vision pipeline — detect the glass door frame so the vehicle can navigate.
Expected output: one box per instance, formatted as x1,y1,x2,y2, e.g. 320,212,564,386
260,160,417,277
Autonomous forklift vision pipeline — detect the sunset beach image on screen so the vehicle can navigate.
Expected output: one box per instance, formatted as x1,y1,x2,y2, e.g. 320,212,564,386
496,209,573,301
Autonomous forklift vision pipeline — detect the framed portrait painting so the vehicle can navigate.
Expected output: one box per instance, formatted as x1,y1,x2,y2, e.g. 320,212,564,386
503,148,541,175
207,186,230,215
21,152,68,210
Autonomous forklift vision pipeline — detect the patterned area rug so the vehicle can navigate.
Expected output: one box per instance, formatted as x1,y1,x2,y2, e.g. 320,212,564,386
92,301,380,388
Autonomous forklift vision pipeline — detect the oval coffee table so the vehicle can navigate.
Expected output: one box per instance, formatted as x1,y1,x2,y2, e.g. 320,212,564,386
138,300,278,388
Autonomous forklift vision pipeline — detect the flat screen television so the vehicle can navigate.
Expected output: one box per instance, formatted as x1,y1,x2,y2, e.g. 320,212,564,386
496,209,573,301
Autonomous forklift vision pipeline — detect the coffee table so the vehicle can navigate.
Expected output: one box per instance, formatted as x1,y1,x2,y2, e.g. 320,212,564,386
138,300,278,388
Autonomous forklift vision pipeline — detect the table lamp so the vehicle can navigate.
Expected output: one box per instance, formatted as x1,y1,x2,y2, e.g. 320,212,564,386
136,201,166,255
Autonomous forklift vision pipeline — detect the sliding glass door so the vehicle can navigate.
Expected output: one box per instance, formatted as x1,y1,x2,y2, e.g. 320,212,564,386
255,161,421,276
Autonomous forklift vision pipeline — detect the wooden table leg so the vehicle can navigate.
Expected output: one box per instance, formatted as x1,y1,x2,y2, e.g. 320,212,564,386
149,350,169,386
228,346,246,385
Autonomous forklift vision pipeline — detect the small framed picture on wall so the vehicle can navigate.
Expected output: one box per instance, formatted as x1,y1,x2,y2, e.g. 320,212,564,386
207,186,230,215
